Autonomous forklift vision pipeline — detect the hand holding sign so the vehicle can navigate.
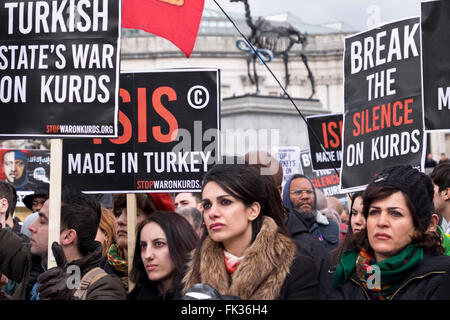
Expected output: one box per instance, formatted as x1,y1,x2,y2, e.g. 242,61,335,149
37,242,75,300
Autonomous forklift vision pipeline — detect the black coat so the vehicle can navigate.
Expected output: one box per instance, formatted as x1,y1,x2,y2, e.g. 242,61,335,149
329,253,450,300
128,279,181,300
286,208,333,299
277,252,319,300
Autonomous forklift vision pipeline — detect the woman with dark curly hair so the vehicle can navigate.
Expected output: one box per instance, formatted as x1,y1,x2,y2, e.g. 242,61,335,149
330,165,450,300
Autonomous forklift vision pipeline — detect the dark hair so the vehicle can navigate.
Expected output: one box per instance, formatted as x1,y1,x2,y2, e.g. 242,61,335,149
130,211,198,297
430,163,450,192
201,163,288,242
60,203,99,256
330,191,364,265
113,193,157,217
244,151,283,189
61,186,101,225
60,186,102,256
176,206,203,230
0,181,17,220
348,186,443,256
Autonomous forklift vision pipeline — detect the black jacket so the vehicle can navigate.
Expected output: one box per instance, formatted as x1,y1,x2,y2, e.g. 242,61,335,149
329,253,450,300
128,278,181,300
286,208,332,299
72,243,127,300
0,227,126,300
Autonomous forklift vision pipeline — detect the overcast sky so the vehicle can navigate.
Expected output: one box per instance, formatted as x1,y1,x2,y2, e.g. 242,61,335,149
206,0,422,31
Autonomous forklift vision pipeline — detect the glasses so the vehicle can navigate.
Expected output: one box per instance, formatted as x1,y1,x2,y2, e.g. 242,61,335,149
290,189,314,196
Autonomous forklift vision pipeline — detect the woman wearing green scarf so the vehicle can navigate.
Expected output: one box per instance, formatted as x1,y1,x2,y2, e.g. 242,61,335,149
331,165,450,300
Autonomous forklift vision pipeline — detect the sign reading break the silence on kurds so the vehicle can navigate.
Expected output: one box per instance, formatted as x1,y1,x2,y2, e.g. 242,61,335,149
62,69,220,193
340,17,424,192
0,0,121,137
421,0,450,132
306,114,343,171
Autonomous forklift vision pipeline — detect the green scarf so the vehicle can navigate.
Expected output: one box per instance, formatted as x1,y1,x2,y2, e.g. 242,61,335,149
107,243,129,292
333,244,423,299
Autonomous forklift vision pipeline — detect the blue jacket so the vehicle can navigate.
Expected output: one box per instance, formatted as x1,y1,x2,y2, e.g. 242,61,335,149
282,174,340,251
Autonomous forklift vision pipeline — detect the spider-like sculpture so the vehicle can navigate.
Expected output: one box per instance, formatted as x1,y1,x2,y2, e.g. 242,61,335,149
231,0,315,98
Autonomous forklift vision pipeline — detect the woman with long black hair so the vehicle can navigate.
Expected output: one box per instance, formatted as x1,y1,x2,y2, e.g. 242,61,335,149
183,163,319,299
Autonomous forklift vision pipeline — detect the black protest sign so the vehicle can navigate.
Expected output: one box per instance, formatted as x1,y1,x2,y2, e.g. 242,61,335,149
341,18,424,192
421,0,450,131
299,149,345,200
306,114,343,171
0,0,120,137
0,148,50,206
62,69,220,193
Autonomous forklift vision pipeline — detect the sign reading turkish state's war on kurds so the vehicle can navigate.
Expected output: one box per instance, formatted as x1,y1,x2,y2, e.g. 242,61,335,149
340,18,424,192
421,0,450,132
306,114,343,171
0,0,121,137
62,69,220,193
300,149,346,200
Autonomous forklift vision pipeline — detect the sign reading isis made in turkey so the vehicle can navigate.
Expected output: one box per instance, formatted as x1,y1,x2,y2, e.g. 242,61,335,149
62,69,220,193
421,0,450,132
340,17,424,192
306,113,343,171
0,0,121,137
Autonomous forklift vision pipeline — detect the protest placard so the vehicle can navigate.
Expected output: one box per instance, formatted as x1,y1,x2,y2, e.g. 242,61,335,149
306,113,343,171
0,0,121,137
340,17,424,192
273,146,302,190
300,149,346,200
421,0,450,132
62,69,220,193
0,148,50,206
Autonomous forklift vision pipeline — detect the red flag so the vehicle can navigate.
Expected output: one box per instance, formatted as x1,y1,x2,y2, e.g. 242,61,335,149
122,0,205,58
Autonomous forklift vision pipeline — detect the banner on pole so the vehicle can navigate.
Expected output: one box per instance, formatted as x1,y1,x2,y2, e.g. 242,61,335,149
0,0,121,137
306,114,343,171
421,0,450,132
62,69,220,193
300,149,346,200
0,148,50,206
340,17,424,192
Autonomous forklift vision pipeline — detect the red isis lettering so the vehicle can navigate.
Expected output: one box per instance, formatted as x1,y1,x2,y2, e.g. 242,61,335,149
93,86,179,145
321,120,343,149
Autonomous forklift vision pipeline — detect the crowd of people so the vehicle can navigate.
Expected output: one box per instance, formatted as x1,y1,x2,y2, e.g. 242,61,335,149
0,151,450,300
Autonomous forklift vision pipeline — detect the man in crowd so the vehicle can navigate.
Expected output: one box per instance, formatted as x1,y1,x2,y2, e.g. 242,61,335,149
0,187,126,300
282,173,340,252
21,183,49,238
430,163,450,234
0,181,20,297
174,192,201,210
176,206,204,237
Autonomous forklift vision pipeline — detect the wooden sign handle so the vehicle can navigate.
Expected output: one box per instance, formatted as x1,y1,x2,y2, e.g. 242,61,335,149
47,139,63,269
126,193,137,292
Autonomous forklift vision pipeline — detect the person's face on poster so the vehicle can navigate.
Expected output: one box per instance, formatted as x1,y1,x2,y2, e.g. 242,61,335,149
2,151,25,183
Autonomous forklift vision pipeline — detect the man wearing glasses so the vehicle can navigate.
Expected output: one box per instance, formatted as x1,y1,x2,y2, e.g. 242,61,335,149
282,174,340,251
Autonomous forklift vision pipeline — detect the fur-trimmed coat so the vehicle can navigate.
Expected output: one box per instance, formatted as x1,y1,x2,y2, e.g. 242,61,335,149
183,216,319,300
